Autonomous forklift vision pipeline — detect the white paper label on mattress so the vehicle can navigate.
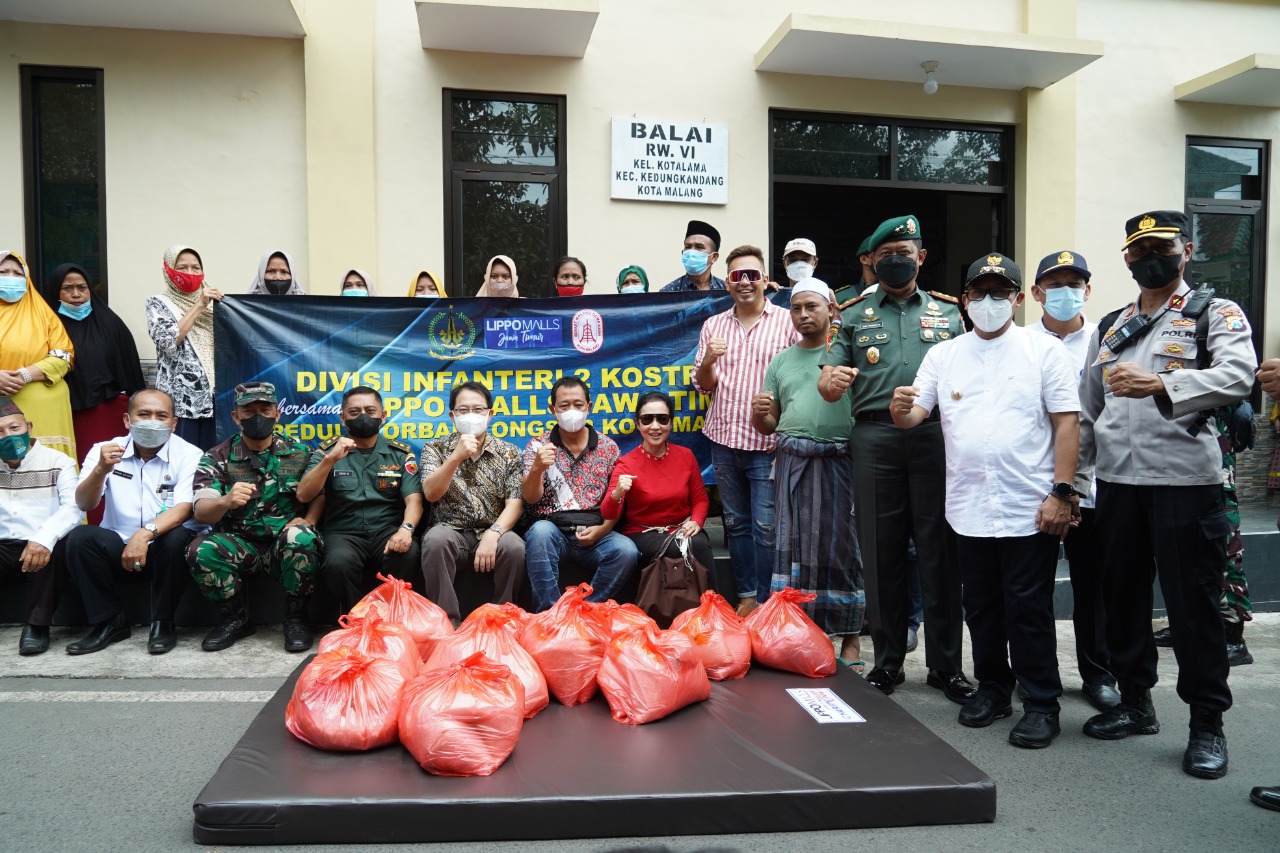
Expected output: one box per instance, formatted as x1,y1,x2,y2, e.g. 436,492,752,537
786,688,866,724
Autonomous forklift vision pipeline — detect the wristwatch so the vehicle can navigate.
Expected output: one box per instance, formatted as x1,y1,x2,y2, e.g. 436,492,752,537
487,523,504,535
401,522,415,532
1050,482,1079,501
143,522,160,538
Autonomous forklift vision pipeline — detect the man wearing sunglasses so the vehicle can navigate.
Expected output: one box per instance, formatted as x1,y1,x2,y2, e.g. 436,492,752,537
819,214,973,706
893,253,1080,749
694,245,797,616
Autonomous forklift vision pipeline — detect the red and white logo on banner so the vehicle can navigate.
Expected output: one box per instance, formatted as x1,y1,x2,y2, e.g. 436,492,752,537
571,309,604,354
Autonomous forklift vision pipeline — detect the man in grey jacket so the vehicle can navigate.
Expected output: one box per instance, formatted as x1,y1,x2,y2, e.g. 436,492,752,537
1075,210,1256,781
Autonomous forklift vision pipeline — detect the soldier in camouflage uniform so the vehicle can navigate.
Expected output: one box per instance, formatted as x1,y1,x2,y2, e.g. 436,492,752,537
189,382,321,652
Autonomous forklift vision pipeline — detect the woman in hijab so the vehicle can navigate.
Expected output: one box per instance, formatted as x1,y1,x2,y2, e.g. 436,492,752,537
40,264,145,466
247,250,305,295
0,251,76,459
408,270,446,298
616,265,649,294
145,245,222,449
341,269,375,297
475,255,520,298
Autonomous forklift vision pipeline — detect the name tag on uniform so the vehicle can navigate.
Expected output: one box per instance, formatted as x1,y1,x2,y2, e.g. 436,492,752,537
111,469,133,480
854,321,883,331
332,470,353,478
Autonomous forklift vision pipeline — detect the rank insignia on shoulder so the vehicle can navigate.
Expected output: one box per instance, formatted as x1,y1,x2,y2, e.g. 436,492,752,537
319,436,339,450
1095,348,1116,363
837,294,866,311
929,291,959,304
388,438,411,452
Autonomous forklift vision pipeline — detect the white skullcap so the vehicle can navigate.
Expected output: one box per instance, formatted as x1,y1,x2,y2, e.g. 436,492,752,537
790,278,833,302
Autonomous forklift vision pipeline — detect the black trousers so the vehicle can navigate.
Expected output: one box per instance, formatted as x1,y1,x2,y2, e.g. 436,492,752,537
321,527,422,614
956,531,1063,715
65,525,196,624
1094,481,1231,713
1061,507,1115,687
851,420,964,672
0,538,65,625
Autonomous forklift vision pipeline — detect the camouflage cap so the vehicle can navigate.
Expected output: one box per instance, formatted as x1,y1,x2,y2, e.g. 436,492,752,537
867,215,922,251
233,381,278,406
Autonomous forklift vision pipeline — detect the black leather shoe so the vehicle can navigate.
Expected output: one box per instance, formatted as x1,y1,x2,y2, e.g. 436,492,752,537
1152,626,1173,647
958,693,1013,728
1083,702,1160,740
202,594,254,652
1226,642,1253,667
927,670,976,705
148,620,177,655
905,627,918,653
19,624,50,656
1249,785,1280,812
866,667,905,695
1183,731,1228,779
1083,682,1122,712
66,613,131,655
1009,712,1060,748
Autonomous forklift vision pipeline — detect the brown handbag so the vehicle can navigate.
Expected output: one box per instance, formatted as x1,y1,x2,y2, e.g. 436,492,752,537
635,529,710,629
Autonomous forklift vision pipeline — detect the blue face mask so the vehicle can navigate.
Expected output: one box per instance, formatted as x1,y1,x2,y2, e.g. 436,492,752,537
59,300,93,321
681,249,710,277
1042,286,1086,322
342,289,369,297
0,275,27,303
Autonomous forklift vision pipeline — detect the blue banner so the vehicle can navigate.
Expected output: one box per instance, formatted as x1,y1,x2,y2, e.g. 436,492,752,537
212,293,754,467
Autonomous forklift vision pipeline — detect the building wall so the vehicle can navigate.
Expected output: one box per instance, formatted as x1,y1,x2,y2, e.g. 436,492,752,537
0,22,308,358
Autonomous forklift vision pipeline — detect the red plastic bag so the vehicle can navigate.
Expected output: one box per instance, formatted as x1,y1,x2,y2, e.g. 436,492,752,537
518,583,611,706
426,605,549,718
285,647,407,751
399,652,525,777
744,587,837,678
318,613,422,683
670,590,751,681
600,599,658,637
350,573,453,659
597,627,711,724
463,602,531,636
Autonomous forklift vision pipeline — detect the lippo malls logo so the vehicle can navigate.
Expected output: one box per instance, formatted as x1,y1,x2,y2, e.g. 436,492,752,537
572,309,604,354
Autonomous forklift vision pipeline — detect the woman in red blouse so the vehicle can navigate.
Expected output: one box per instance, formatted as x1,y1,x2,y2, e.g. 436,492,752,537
602,391,715,578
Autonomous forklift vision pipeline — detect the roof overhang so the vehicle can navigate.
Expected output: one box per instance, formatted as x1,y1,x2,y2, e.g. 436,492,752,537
0,0,306,38
755,14,1103,90
415,0,598,58
1175,54,1280,107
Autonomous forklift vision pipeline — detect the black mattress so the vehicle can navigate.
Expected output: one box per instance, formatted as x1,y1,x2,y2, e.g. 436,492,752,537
193,659,995,845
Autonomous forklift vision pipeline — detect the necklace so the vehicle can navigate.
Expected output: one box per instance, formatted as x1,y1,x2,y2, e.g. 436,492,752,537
641,444,667,461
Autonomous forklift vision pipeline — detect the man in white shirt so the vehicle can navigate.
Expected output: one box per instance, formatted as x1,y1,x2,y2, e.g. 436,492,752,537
64,389,202,655
0,396,81,655
1030,250,1119,712
893,253,1080,749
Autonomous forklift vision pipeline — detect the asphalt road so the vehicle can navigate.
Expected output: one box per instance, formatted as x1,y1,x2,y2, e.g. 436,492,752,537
1,615,1277,852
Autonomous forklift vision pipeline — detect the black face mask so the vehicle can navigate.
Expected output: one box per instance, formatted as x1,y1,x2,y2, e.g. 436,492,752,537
240,414,277,440
875,255,918,289
264,278,292,295
1128,252,1182,289
344,413,382,439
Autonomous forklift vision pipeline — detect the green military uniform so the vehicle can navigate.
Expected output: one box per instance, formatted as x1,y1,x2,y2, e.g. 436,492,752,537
833,233,875,305
819,213,968,683
305,434,422,610
189,432,321,602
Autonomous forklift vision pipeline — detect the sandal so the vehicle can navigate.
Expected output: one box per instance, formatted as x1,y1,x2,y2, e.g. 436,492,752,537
839,659,866,674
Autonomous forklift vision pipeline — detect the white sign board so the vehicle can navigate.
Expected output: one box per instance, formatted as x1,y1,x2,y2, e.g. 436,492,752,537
611,117,728,205
786,688,866,724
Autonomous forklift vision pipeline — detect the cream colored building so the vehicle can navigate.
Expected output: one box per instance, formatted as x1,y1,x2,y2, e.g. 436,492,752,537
1,0,1277,362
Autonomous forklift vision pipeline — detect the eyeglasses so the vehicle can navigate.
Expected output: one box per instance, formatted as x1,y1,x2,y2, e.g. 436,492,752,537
966,286,1019,301
727,269,763,284
638,413,671,425
453,406,490,416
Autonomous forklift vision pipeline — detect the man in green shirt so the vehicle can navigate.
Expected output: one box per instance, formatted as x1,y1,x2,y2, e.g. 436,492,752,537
296,386,424,613
752,280,864,669
818,214,973,704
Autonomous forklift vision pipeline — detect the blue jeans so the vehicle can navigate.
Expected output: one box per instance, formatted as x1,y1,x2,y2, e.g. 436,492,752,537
710,442,775,601
523,520,641,612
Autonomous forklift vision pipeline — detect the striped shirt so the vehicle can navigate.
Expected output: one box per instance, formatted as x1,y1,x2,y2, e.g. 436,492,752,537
694,301,798,451
0,441,82,550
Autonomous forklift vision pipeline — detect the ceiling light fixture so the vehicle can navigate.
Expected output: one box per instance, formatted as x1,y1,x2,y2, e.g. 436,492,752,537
922,60,939,95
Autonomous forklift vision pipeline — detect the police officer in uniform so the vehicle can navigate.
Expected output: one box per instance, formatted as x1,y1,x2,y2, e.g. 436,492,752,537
1077,210,1256,780
296,385,423,612
190,382,322,652
819,214,973,703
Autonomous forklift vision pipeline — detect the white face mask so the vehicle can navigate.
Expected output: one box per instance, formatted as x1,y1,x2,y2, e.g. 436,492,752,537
966,295,1015,334
786,261,814,283
555,409,589,433
453,412,489,436
619,284,645,294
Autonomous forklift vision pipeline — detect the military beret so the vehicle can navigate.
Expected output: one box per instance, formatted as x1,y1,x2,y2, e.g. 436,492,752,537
867,215,922,251
856,234,874,256
1123,210,1190,249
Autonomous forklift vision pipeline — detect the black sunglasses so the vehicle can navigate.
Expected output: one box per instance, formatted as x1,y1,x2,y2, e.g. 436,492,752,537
638,413,671,425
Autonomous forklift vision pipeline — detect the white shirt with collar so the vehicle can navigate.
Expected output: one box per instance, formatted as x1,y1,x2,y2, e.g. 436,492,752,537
80,432,203,541
0,440,82,550
1038,313,1098,508
913,323,1081,538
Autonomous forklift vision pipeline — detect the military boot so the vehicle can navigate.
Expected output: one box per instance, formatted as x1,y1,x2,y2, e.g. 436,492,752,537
202,593,255,652
283,594,313,653
1082,687,1160,740
1184,708,1228,779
